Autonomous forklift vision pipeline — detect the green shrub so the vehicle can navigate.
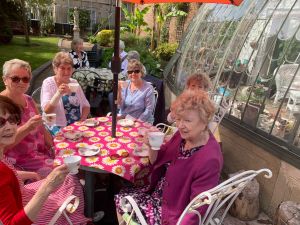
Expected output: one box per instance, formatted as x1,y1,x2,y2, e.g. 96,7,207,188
120,32,150,49
100,47,114,68
88,34,97,44
96,30,114,47
154,43,178,61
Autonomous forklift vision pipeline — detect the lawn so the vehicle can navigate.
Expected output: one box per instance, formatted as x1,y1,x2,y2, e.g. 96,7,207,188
0,36,59,90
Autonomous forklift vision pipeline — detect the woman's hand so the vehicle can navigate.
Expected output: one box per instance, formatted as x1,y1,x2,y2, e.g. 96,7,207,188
58,83,71,95
17,171,42,182
23,165,68,222
42,164,69,194
25,115,43,130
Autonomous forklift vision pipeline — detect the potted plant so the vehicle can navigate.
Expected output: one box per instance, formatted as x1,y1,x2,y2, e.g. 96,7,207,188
239,84,267,127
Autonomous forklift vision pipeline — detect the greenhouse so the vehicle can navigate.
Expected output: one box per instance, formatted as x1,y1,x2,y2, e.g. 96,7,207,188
162,0,300,216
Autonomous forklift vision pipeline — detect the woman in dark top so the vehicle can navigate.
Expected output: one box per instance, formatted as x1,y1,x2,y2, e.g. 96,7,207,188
69,38,90,69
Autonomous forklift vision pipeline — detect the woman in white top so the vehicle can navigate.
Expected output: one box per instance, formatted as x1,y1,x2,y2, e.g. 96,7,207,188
41,52,90,133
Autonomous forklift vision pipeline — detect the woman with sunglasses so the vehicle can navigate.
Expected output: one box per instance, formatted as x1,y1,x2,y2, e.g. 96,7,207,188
1,59,54,178
41,52,90,133
0,95,89,225
117,59,155,123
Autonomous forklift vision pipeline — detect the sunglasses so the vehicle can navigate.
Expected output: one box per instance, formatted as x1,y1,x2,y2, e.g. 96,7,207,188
127,70,141,75
0,115,21,128
8,76,30,83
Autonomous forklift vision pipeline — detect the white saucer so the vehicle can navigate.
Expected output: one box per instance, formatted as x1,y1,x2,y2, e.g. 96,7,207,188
84,119,99,127
118,119,134,127
64,131,82,140
151,147,160,151
133,150,149,157
78,146,100,156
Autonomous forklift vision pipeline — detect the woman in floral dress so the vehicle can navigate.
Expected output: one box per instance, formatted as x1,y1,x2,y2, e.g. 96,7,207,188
41,52,90,134
1,59,54,177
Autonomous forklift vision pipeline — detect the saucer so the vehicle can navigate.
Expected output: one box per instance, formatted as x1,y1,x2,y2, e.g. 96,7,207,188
118,119,134,127
64,131,82,140
133,150,149,157
84,119,99,127
78,145,100,157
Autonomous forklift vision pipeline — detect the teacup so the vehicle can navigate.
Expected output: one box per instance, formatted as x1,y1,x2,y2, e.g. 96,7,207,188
64,156,81,174
148,131,165,150
43,113,56,126
68,83,80,93
138,127,147,136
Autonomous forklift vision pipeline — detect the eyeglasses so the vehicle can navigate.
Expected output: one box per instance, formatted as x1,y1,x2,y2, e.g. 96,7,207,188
0,115,21,128
127,70,141,75
8,76,30,83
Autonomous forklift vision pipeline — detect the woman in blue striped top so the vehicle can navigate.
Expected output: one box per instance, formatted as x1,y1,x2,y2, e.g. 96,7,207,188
117,59,155,123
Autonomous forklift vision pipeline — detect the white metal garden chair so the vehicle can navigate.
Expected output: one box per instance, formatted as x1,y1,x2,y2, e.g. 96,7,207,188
31,86,42,113
47,195,80,225
176,168,272,225
120,168,272,225
155,123,178,135
209,94,232,134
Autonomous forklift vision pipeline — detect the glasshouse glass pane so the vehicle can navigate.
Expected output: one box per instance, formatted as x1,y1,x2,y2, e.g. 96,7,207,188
165,0,300,152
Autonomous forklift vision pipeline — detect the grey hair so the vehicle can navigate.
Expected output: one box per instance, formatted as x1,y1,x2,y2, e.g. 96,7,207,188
127,59,146,77
2,59,32,78
120,40,125,51
127,50,140,61
71,38,83,51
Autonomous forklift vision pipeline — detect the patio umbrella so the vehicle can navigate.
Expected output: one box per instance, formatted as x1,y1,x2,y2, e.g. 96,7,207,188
110,0,243,137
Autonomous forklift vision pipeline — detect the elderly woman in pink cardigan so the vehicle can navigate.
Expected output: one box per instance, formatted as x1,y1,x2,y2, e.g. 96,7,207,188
115,89,223,225
41,52,90,134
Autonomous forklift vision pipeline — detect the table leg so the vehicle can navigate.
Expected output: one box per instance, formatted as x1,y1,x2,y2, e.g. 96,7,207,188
84,171,95,218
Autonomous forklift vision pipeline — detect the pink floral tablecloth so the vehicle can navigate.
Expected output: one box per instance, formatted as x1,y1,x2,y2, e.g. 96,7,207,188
53,117,151,184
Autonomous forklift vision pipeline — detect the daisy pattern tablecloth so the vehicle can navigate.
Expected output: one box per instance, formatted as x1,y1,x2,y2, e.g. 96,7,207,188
54,117,151,184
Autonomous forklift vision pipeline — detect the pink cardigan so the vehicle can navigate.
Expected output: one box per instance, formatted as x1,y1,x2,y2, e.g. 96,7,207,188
40,76,90,127
149,131,223,225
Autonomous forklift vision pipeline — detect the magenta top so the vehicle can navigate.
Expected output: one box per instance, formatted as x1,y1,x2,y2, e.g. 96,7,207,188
149,131,223,225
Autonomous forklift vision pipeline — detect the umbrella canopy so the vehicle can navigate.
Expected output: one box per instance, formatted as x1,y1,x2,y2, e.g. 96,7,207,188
110,0,243,137
122,0,242,5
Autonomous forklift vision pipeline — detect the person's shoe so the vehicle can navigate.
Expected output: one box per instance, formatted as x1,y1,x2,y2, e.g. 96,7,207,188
93,211,105,222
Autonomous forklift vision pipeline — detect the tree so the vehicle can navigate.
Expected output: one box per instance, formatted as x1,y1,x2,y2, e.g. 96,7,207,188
150,4,187,50
21,0,30,44
121,6,150,35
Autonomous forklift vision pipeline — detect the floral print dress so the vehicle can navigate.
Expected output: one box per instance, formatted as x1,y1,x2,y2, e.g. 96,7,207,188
115,140,204,225
5,95,53,178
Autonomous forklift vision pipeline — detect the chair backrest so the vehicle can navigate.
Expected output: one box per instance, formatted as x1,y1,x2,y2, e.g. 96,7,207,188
120,196,148,225
31,87,42,113
153,90,158,117
48,195,80,225
209,94,231,134
176,168,272,225
155,123,178,135
120,169,272,225
274,64,300,103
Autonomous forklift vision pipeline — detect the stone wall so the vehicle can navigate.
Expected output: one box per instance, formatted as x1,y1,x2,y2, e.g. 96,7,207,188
220,125,300,217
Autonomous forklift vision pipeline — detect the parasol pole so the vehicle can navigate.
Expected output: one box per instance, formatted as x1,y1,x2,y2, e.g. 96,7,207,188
111,0,121,137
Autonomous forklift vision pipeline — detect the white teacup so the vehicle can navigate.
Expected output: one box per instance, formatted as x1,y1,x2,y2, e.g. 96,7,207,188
43,113,56,126
63,156,81,174
68,83,80,93
148,131,165,150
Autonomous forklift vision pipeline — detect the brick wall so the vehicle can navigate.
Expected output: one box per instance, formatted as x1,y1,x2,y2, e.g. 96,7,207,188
220,125,300,217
